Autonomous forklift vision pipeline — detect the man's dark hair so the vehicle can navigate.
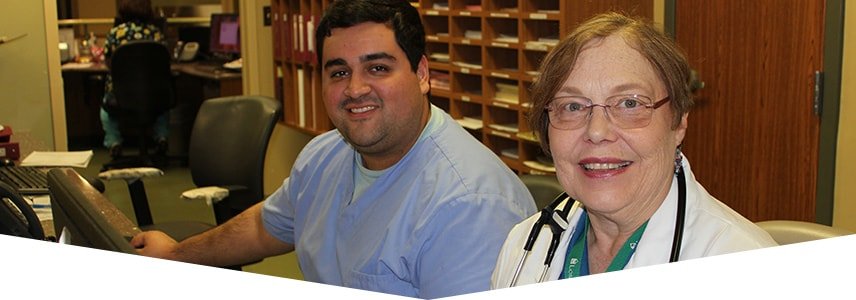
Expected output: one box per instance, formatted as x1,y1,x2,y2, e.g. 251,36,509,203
315,0,426,73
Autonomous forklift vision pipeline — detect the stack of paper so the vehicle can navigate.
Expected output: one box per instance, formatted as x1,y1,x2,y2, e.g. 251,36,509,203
432,2,449,10
494,82,519,104
494,34,519,44
429,52,450,63
456,117,483,130
430,70,450,90
464,30,482,40
488,123,519,133
500,148,519,160
20,150,94,168
452,61,483,69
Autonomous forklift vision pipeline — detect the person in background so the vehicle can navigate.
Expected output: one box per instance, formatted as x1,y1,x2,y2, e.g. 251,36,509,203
491,12,777,288
130,0,536,298
99,0,168,160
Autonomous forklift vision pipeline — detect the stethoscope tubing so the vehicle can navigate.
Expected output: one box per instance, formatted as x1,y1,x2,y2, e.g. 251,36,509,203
508,165,687,287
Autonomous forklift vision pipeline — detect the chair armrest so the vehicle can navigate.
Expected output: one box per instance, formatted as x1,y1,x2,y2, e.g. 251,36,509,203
180,185,247,206
98,167,164,182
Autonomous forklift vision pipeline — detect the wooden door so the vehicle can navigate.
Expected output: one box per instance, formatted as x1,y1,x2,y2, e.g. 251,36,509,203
674,0,825,222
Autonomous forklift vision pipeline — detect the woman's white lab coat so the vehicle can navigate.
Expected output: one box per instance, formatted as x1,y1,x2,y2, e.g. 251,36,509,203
491,157,778,288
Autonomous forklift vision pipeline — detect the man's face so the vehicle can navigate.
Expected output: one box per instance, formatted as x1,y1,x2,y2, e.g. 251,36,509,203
321,22,430,170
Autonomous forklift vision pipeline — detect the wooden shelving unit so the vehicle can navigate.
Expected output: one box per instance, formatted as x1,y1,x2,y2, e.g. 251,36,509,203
270,0,333,136
271,0,651,173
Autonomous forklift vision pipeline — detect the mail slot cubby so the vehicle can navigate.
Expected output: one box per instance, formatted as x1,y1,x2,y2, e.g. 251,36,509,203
451,15,482,43
484,105,519,133
485,46,519,73
521,141,555,175
522,19,560,45
451,98,484,139
452,72,483,99
487,0,520,12
452,98,483,119
522,0,560,14
421,0,450,11
427,42,451,64
430,94,451,112
450,0,484,11
450,44,483,70
485,17,519,46
487,76,520,106
486,133,521,169
423,14,450,38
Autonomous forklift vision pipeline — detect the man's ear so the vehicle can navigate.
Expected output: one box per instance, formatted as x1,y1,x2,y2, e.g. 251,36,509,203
418,55,430,94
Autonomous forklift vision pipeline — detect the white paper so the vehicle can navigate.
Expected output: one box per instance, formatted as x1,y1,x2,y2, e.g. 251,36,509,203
20,150,93,168
25,195,52,221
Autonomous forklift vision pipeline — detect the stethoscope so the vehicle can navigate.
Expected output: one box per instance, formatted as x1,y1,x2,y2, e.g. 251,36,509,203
509,165,688,286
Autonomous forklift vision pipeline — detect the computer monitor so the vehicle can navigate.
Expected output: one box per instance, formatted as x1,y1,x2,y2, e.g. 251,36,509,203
178,25,211,58
209,13,240,59
48,168,139,254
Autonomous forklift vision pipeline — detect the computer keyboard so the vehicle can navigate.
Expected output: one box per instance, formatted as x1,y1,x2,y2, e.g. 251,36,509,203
0,166,49,195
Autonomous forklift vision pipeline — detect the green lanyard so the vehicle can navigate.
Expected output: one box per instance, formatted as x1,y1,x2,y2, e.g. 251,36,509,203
561,213,649,279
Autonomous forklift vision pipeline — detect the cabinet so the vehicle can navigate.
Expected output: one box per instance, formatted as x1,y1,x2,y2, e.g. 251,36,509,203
270,0,651,174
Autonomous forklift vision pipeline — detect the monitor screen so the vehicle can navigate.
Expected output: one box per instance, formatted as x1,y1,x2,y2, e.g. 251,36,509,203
209,13,240,56
48,168,139,255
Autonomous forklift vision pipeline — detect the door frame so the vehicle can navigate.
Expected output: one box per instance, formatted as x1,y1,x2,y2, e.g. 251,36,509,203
663,0,844,225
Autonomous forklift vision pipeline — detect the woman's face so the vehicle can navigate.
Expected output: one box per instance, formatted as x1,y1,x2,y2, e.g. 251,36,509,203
548,34,687,219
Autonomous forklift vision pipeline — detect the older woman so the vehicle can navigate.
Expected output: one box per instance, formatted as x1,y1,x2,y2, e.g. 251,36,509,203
492,12,777,288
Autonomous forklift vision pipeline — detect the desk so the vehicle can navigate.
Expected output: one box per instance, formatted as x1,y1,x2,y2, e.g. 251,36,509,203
61,61,242,158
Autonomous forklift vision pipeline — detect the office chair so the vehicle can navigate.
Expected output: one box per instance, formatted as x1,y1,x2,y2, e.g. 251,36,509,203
519,174,564,210
756,220,854,245
99,95,282,228
101,40,176,171
182,95,282,224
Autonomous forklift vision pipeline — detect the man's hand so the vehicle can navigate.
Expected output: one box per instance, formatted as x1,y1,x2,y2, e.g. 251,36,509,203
130,230,178,259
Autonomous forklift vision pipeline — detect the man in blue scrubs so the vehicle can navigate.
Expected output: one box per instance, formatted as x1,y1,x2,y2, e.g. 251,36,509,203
131,0,536,298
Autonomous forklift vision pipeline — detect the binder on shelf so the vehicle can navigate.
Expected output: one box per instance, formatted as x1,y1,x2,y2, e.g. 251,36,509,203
293,13,301,62
283,12,292,61
297,14,305,62
297,67,306,127
306,15,317,64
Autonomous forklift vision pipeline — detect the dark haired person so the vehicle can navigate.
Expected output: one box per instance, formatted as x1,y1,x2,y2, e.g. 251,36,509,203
131,0,535,298
100,0,168,159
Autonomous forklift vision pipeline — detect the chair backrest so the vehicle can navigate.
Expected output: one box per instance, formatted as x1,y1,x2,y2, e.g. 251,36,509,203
107,40,175,125
756,220,854,245
188,96,282,223
519,174,564,210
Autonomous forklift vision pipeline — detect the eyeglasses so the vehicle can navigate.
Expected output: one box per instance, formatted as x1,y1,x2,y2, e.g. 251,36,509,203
545,94,670,130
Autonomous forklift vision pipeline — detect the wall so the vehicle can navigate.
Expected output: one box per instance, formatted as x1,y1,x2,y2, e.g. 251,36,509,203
240,0,312,280
833,3,855,231
0,0,65,154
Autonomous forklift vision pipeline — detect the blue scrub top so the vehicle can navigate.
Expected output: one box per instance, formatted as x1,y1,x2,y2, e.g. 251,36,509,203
262,105,536,298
